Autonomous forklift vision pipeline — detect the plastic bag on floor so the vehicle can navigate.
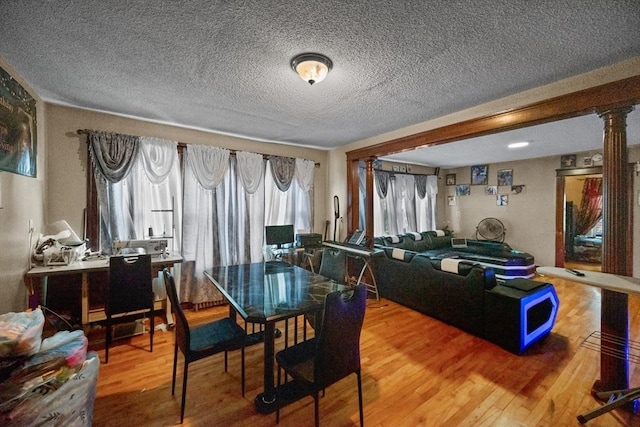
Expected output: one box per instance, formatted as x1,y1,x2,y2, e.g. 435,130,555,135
0,309,44,358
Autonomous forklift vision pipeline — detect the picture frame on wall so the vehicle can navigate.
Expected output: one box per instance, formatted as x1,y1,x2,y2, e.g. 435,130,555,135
456,184,470,196
446,174,456,186
497,194,509,206
497,169,513,186
470,164,488,185
485,185,497,195
511,185,526,194
0,66,37,178
447,195,456,206
561,154,577,168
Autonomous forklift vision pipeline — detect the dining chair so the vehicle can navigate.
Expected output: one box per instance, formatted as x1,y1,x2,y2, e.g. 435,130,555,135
276,283,367,427
318,247,347,283
162,268,246,424
105,254,154,363
306,247,348,330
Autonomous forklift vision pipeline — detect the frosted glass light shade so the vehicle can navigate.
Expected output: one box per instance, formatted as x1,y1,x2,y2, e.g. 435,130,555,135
291,53,333,85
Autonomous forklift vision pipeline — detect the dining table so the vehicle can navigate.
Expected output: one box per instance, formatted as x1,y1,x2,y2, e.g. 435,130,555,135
204,260,350,413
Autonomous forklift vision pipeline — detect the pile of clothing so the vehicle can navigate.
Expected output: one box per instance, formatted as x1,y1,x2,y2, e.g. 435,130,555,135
0,308,99,426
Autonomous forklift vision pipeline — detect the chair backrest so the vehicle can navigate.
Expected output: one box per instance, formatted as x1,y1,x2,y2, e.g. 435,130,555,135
318,248,347,284
108,254,153,315
314,284,367,389
162,268,190,351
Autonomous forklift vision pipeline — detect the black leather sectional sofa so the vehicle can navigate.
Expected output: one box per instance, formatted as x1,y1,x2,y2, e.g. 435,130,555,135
375,231,536,281
371,234,559,354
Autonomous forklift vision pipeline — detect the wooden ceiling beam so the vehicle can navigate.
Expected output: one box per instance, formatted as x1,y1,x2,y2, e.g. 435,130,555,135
346,75,640,161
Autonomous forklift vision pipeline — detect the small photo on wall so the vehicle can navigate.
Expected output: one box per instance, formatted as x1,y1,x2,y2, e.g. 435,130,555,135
446,174,456,186
497,169,513,186
561,154,576,168
456,184,470,196
470,164,488,185
497,194,508,206
447,195,456,206
511,185,526,194
485,185,497,195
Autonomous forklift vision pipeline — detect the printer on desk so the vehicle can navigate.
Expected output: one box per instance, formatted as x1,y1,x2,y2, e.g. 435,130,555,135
113,239,168,256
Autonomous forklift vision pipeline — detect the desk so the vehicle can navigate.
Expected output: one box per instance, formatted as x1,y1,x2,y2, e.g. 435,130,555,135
25,253,182,326
204,261,349,413
322,241,382,301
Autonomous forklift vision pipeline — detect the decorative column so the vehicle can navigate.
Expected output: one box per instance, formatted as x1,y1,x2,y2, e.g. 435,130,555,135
365,158,375,247
597,105,633,393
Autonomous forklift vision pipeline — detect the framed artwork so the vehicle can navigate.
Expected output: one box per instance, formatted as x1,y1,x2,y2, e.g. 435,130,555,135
497,194,508,206
0,66,37,177
446,174,456,186
497,169,513,186
456,184,470,196
470,164,488,185
511,185,526,194
485,185,497,195
561,154,576,168
447,195,456,206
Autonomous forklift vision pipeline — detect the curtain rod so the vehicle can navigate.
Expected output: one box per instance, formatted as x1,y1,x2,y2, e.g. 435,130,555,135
77,129,320,167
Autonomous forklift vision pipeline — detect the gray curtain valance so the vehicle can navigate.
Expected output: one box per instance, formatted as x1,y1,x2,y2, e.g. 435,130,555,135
374,170,390,199
269,156,296,191
88,131,140,183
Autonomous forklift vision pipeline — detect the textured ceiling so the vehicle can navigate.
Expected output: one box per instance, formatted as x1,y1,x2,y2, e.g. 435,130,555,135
1,0,639,164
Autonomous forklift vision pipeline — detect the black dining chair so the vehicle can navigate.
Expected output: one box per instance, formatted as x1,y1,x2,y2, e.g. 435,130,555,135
106,254,154,363
162,268,246,424
276,283,367,427
306,247,348,330
318,247,347,283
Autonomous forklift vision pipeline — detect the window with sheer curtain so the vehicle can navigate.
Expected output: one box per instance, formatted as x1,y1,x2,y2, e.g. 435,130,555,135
372,170,437,236
88,133,314,308
88,134,182,299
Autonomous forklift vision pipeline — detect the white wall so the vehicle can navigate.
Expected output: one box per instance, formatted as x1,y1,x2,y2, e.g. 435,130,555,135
0,58,46,314
438,146,640,270
45,105,329,246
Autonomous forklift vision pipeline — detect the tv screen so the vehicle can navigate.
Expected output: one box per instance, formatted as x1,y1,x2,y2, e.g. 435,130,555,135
265,224,294,248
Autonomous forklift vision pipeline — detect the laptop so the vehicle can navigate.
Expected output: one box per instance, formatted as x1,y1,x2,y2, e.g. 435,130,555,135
451,237,468,248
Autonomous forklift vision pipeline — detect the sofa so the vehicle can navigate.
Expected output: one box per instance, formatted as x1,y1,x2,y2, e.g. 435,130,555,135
372,245,559,354
374,231,536,281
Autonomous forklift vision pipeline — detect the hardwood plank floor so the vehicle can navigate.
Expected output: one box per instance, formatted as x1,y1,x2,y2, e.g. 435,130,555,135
90,273,640,426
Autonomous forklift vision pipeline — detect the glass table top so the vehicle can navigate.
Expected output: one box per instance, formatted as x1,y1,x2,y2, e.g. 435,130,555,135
204,261,349,323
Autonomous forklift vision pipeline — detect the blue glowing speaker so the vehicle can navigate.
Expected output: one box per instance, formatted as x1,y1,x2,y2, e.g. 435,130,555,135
484,279,559,354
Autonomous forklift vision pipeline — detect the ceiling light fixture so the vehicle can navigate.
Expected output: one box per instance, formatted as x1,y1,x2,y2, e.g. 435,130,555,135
508,141,530,149
291,53,333,85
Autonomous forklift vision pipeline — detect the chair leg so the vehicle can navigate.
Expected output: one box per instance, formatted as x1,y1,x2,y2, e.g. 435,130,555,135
172,344,178,396
357,370,364,426
314,391,320,427
241,345,245,397
224,351,228,372
180,360,189,424
276,366,281,424
105,316,111,363
149,302,154,353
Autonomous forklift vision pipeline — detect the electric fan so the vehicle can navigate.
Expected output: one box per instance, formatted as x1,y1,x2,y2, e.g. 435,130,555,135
475,217,506,242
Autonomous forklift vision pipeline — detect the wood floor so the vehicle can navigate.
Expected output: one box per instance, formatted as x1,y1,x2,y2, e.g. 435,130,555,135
90,271,640,426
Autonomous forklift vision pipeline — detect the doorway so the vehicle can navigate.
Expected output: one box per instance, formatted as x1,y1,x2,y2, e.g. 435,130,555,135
555,166,602,270
564,173,603,270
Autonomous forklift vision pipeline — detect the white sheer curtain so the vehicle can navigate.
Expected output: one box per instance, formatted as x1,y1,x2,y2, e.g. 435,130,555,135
264,158,313,231
90,135,182,298
237,151,266,263
374,171,436,236
394,174,416,232
181,145,230,305
416,174,438,231
373,170,398,236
